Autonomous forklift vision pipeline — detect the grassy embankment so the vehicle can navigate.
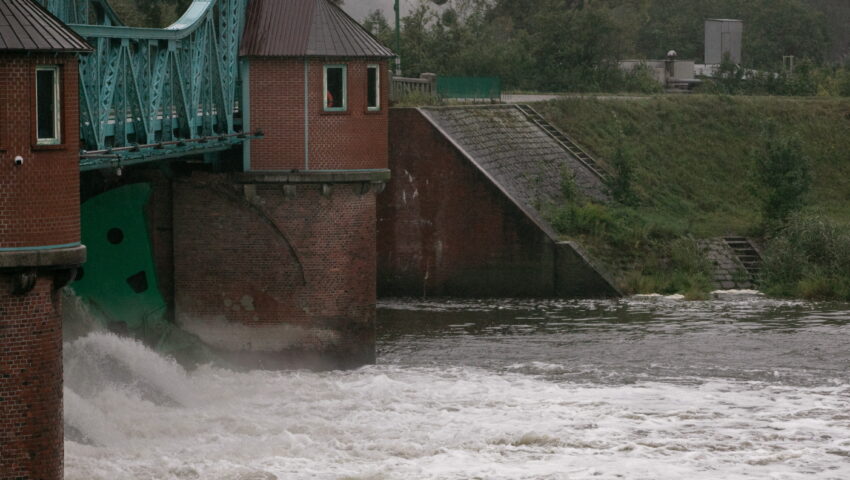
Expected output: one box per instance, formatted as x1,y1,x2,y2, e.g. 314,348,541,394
535,95,850,299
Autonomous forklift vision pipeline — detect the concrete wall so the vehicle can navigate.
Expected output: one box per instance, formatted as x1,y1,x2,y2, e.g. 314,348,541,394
379,109,551,297
379,108,619,299
248,58,390,171
172,172,380,368
0,52,85,480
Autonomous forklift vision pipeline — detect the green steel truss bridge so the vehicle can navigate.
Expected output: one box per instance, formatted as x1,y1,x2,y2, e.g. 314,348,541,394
39,0,256,171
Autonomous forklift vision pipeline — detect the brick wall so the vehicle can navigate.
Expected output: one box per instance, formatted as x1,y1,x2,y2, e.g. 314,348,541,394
172,173,376,367
378,109,557,297
0,51,82,480
0,53,81,249
0,275,64,480
248,58,389,171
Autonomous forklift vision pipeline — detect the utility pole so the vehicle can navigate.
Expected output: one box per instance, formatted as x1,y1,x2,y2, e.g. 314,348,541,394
394,0,401,75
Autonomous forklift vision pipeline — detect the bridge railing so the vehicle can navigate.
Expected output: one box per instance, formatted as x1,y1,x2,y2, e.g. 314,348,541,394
40,0,249,170
391,74,437,102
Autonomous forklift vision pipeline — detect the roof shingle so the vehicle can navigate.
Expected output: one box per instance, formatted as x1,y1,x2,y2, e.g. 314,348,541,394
240,0,394,58
0,0,92,52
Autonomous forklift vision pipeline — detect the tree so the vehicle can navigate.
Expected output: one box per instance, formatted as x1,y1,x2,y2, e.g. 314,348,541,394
363,9,393,45
754,128,811,231
606,146,638,206
108,0,192,27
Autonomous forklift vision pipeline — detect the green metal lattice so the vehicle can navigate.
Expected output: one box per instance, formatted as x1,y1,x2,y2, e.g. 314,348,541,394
39,0,249,170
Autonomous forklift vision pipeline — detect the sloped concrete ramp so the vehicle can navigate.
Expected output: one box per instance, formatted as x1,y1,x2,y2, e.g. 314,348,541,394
378,106,619,298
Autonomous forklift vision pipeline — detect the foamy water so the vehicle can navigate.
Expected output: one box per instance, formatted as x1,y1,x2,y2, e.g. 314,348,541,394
64,297,850,479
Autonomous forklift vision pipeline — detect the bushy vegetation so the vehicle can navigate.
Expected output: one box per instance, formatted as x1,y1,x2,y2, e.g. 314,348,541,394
700,58,850,97
605,146,638,206
549,201,713,298
752,128,811,232
761,214,850,300
364,0,848,94
107,0,191,27
537,95,850,297
104,0,848,96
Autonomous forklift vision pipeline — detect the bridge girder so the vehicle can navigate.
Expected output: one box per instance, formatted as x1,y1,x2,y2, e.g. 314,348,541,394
39,0,249,171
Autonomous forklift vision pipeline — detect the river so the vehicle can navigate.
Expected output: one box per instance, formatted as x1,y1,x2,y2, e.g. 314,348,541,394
64,294,850,479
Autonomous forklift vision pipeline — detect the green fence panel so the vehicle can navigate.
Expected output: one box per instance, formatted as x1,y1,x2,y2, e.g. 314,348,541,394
436,76,502,100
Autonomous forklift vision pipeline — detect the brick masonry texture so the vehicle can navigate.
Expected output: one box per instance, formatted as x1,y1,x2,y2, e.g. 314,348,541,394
378,108,619,298
0,53,81,249
172,172,377,366
0,275,64,480
248,58,389,171
0,51,82,480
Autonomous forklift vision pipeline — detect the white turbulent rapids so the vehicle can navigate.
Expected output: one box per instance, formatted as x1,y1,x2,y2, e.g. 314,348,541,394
64,298,850,480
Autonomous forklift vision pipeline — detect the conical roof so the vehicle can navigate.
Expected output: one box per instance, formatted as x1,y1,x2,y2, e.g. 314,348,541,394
240,0,394,58
0,0,91,52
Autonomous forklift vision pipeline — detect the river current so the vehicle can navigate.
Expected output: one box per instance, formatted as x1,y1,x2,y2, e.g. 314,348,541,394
64,294,850,479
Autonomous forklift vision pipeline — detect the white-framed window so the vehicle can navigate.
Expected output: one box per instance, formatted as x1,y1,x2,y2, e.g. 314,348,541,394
36,65,61,145
367,64,380,111
323,64,347,112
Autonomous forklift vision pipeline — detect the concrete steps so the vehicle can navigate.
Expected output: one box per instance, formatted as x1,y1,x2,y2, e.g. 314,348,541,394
723,236,763,282
515,104,608,182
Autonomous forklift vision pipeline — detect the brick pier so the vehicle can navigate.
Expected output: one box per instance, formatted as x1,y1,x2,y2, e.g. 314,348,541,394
0,10,90,477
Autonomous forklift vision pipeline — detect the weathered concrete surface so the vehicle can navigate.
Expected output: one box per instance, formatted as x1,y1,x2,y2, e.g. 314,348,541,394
555,242,620,298
379,108,619,299
422,106,608,206
699,238,756,290
0,245,86,270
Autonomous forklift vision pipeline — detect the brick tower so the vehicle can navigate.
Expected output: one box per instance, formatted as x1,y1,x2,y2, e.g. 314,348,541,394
0,1,91,478
171,0,393,368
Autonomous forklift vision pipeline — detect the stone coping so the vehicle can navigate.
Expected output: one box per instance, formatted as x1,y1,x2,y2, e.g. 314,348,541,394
0,245,87,270
233,169,391,185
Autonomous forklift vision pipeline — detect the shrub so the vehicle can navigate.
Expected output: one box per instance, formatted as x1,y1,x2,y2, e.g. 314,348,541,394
761,213,850,300
752,129,810,232
697,59,850,97
605,146,638,206
550,203,618,238
619,64,664,94
392,90,443,107
560,168,577,201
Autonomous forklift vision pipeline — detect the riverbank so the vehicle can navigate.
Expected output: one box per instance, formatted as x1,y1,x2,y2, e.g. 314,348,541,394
534,95,850,299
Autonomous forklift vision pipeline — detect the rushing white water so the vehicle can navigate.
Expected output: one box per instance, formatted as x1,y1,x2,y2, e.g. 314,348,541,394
64,297,850,480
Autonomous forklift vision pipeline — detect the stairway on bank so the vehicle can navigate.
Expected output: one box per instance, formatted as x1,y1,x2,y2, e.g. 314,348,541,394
723,236,763,282
515,104,609,182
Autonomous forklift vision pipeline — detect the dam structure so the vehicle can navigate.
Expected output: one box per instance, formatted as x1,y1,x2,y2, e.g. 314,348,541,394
1,1,619,478
2,0,392,477
43,0,393,367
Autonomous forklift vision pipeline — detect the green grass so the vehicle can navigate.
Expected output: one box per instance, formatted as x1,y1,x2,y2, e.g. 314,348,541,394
535,95,850,296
